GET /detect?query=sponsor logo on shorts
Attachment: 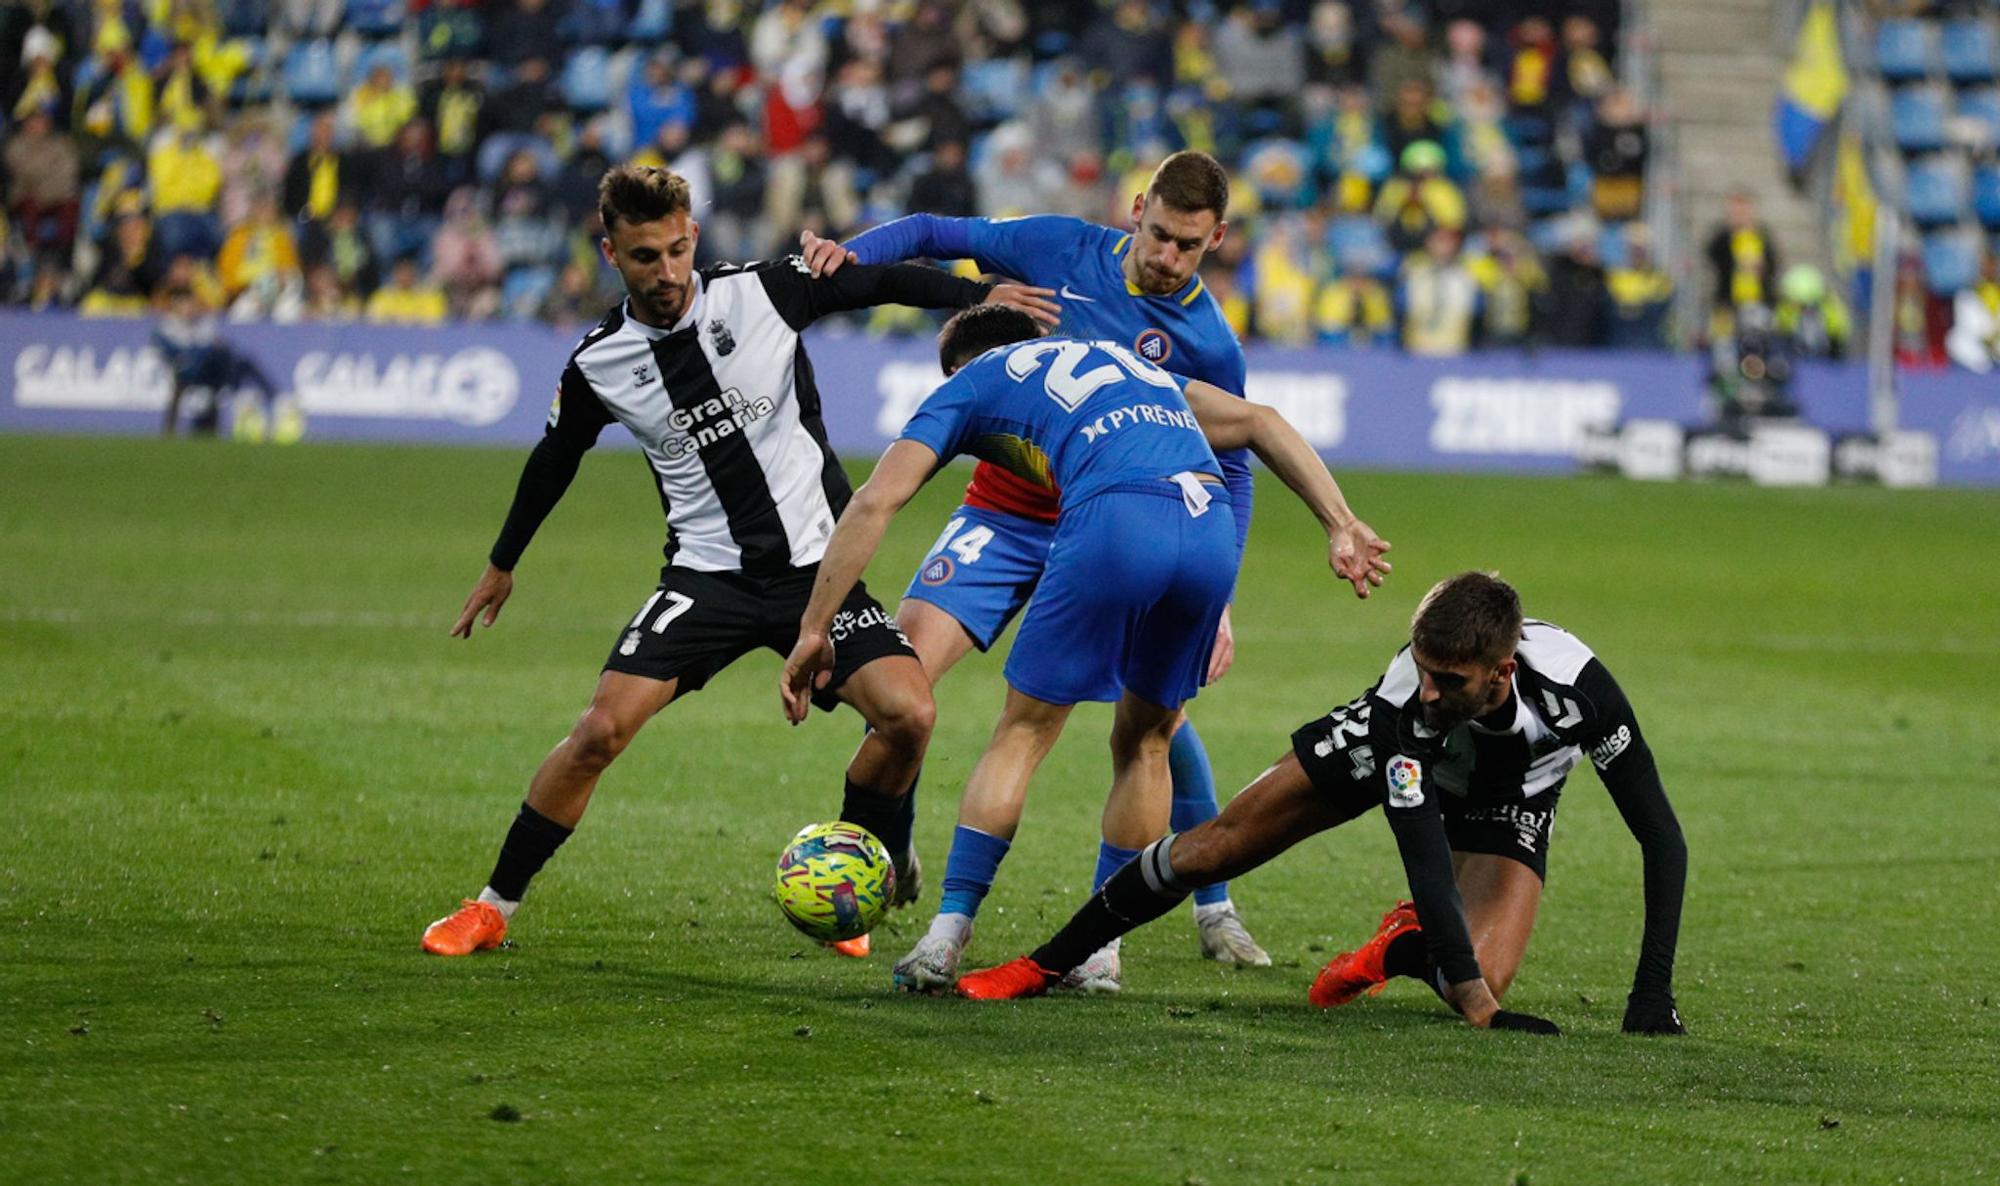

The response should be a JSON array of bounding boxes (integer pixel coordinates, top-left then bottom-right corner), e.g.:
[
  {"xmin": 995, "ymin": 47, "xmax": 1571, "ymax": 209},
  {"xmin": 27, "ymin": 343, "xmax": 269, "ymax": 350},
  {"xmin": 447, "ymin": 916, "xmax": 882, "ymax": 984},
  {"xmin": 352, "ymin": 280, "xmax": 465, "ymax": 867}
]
[
  {"xmin": 920, "ymin": 556, "xmax": 954, "ymax": 586},
  {"xmin": 1459, "ymin": 803, "xmax": 1554, "ymax": 854},
  {"xmin": 829, "ymin": 604, "xmax": 897, "ymax": 644},
  {"xmin": 1387, "ymin": 755, "xmax": 1424, "ymax": 808},
  {"xmin": 619, "ymin": 629, "xmax": 642, "ymax": 656},
  {"xmin": 1134, "ymin": 329, "xmax": 1171, "ymax": 363},
  {"xmin": 1589, "ymin": 724, "xmax": 1632, "ymax": 769}
]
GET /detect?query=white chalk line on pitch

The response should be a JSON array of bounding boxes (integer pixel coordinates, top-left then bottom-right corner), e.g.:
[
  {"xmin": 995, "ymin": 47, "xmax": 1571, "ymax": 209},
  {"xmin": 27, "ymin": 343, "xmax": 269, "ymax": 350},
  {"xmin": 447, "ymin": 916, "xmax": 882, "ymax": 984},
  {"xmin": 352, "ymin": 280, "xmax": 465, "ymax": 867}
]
[{"xmin": 4, "ymin": 607, "xmax": 1997, "ymax": 657}]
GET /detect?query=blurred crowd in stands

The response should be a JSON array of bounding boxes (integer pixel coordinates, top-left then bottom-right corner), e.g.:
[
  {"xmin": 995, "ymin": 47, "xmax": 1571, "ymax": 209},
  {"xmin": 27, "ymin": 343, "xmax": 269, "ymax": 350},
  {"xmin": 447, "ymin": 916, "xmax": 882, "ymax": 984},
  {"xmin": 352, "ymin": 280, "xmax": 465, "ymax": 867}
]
[{"xmin": 1, "ymin": 0, "xmax": 1681, "ymax": 353}]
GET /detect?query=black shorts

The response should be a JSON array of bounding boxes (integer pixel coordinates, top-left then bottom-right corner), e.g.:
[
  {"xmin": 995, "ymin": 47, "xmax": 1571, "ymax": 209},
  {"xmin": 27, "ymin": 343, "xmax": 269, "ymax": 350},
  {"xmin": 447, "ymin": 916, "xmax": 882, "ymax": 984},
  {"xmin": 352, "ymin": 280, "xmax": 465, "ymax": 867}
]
[
  {"xmin": 1440, "ymin": 795, "xmax": 1559, "ymax": 881},
  {"xmin": 602, "ymin": 565, "xmax": 916, "ymax": 712},
  {"xmin": 1289, "ymin": 717, "xmax": 1559, "ymax": 879}
]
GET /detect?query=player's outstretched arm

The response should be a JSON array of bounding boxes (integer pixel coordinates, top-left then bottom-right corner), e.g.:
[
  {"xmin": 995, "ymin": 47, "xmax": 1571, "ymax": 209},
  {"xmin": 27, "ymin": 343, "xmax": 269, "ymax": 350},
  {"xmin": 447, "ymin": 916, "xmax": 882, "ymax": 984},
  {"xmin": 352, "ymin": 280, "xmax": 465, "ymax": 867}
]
[
  {"xmin": 1182, "ymin": 380, "xmax": 1392, "ymax": 599},
  {"xmin": 781, "ymin": 441, "xmax": 940, "ymax": 723}
]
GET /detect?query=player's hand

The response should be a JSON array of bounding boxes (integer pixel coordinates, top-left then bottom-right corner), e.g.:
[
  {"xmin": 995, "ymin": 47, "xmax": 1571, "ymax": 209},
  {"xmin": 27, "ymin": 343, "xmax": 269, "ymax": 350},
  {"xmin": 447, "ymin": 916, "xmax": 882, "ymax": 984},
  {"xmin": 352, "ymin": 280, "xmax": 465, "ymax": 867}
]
[
  {"xmin": 1206, "ymin": 603, "xmax": 1236, "ymax": 684},
  {"xmin": 1622, "ymin": 989, "xmax": 1687, "ymax": 1035},
  {"xmin": 780, "ymin": 629, "xmax": 836, "ymax": 725},
  {"xmin": 982, "ymin": 283, "xmax": 1062, "ymax": 329},
  {"xmin": 1489, "ymin": 1010, "xmax": 1563, "ymax": 1036},
  {"xmin": 1329, "ymin": 518, "xmax": 1392, "ymax": 599},
  {"xmin": 798, "ymin": 229, "xmax": 856, "ymax": 278},
  {"xmin": 451, "ymin": 563, "xmax": 514, "ymax": 638}
]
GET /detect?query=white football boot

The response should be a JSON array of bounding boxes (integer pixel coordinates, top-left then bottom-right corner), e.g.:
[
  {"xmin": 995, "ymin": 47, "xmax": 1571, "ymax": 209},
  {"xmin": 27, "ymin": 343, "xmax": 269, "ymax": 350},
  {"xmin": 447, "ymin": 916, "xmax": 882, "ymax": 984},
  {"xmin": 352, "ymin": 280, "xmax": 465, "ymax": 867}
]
[
  {"xmin": 1059, "ymin": 943, "xmax": 1123, "ymax": 994},
  {"xmin": 892, "ymin": 916, "xmax": 969, "ymax": 992},
  {"xmin": 1196, "ymin": 903, "xmax": 1272, "ymax": 967}
]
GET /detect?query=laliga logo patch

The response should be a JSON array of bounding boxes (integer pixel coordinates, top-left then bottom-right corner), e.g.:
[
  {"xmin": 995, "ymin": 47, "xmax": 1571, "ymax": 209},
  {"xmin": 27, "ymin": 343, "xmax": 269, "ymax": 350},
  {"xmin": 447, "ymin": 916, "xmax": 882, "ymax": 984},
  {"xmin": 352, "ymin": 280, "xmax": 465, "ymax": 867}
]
[
  {"xmin": 1386, "ymin": 755, "xmax": 1424, "ymax": 808},
  {"xmin": 1134, "ymin": 329, "xmax": 1171, "ymax": 363},
  {"xmin": 919, "ymin": 555, "xmax": 955, "ymax": 586}
]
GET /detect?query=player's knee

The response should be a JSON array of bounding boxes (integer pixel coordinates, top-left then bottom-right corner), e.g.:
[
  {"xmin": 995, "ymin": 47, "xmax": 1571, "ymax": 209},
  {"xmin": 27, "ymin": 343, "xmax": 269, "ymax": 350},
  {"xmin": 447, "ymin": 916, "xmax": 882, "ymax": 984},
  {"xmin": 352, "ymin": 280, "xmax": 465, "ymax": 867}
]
[
  {"xmin": 568, "ymin": 708, "xmax": 637, "ymax": 771},
  {"xmin": 868, "ymin": 684, "xmax": 936, "ymax": 755},
  {"xmin": 1107, "ymin": 721, "xmax": 1174, "ymax": 768}
]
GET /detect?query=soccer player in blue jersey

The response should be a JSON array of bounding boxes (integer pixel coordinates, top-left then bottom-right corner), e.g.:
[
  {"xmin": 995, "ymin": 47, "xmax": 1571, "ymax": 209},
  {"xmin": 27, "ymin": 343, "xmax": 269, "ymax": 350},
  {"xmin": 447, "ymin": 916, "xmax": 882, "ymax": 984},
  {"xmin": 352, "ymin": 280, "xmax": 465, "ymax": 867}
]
[
  {"xmin": 779, "ymin": 307, "xmax": 1391, "ymax": 992},
  {"xmin": 799, "ymin": 152, "xmax": 1280, "ymax": 986}
]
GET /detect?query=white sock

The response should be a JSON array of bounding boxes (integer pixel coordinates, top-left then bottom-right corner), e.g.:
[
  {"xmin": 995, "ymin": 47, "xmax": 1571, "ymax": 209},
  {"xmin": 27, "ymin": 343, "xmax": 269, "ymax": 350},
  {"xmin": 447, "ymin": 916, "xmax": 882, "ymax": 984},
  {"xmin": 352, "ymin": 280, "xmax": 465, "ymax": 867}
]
[
  {"xmin": 477, "ymin": 886, "xmax": 520, "ymax": 921},
  {"xmin": 1193, "ymin": 899, "xmax": 1235, "ymax": 922},
  {"xmin": 926, "ymin": 911, "xmax": 973, "ymax": 945}
]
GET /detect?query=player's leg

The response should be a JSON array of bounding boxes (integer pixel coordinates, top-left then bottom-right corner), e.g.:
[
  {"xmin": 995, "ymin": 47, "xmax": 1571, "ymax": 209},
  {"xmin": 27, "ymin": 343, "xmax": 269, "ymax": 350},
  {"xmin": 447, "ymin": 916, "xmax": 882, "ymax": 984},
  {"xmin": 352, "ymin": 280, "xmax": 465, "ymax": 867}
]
[
  {"xmin": 958, "ymin": 751, "xmax": 1353, "ymax": 999},
  {"xmin": 1171, "ymin": 714, "xmax": 1271, "ymax": 965},
  {"xmin": 892, "ymin": 685, "xmax": 1074, "ymax": 989},
  {"xmin": 1321, "ymin": 802, "xmax": 1555, "ymax": 1005},
  {"xmin": 422, "ymin": 670, "xmax": 679, "ymax": 955},
  {"xmin": 423, "ymin": 571, "xmax": 745, "ymax": 955}
]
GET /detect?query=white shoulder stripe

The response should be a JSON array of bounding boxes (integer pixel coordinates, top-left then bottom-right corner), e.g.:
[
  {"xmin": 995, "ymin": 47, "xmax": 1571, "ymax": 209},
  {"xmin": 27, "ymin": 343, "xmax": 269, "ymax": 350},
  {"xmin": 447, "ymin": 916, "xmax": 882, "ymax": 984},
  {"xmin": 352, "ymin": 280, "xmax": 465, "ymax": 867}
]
[
  {"xmin": 1377, "ymin": 647, "xmax": 1419, "ymax": 703},
  {"xmin": 1517, "ymin": 620, "xmax": 1596, "ymax": 685}
]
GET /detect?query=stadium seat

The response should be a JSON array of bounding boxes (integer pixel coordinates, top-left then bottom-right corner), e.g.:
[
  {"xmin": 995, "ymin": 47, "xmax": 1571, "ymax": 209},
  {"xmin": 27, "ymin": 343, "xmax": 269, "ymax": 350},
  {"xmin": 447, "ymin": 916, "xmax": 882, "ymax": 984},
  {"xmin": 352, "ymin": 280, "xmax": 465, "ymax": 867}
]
[
  {"xmin": 563, "ymin": 47, "xmax": 612, "ymax": 111},
  {"xmin": 628, "ymin": 0, "xmax": 673, "ymax": 44},
  {"xmin": 1959, "ymin": 87, "xmax": 2000, "ymax": 144},
  {"xmin": 1922, "ymin": 230, "xmax": 1980, "ymax": 294},
  {"xmin": 560, "ymin": 0, "xmax": 625, "ymax": 46},
  {"xmin": 229, "ymin": 37, "xmax": 273, "ymax": 106},
  {"xmin": 1892, "ymin": 86, "xmax": 1949, "ymax": 152},
  {"xmin": 962, "ymin": 57, "xmax": 1029, "ymax": 122},
  {"xmin": 346, "ymin": 0, "xmax": 404, "ymax": 39},
  {"xmin": 1974, "ymin": 164, "xmax": 2000, "ymax": 227},
  {"xmin": 355, "ymin": 42, "xmax": 409, "ymax": 82},
  {"xmin": 1941, "ymin": 19, "xmax": 1998, "ymax": 84},
  {"xmin": 282, "ymin": 40, "xmax": 340, "ymax": 107},
  {"xmin": 220, "ymin": 0, "xmax": 265, "ymax": 37},
  {"xmin": 1876, "ymin": 19, "xmax": 1937, "ymax": 82},
  {"xmin": 477, "ymin": 134, "xmax": 560, "ymax": 184},
  {"xmin": 1906, "ymin": 156, "xmax": 1969, "ymax": 226},
  {"xmin": 1326, "ymin": 217, "xmax": 1393, "ymax": 277}
]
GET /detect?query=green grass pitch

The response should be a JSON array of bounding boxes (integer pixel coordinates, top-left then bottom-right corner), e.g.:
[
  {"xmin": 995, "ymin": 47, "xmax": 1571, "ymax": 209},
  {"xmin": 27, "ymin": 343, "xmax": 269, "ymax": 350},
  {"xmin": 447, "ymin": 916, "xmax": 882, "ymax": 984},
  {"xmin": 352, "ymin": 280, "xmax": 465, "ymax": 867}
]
[{"xmin": 3, "ymin": 435, "xmax": 1997, "ymax": 1185}]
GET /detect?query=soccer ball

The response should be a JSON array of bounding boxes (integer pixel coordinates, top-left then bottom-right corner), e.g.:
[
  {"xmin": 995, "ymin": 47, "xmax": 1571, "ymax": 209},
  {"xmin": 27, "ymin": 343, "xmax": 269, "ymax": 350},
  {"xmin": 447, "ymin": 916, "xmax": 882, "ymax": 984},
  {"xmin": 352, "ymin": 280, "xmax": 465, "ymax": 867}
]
[{"xmin": 773, "ymin": 821, "xmax": 897, "ymax": 942}]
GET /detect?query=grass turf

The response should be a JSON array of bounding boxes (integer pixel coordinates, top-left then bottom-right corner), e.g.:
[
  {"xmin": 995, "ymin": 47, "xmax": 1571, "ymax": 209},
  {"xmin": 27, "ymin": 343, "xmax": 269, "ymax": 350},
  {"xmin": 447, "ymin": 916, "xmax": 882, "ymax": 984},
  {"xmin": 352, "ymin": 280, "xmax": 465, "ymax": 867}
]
[{"xmin": 2, "ymin": 435, "xmax": 1996, "ymax": 1185}]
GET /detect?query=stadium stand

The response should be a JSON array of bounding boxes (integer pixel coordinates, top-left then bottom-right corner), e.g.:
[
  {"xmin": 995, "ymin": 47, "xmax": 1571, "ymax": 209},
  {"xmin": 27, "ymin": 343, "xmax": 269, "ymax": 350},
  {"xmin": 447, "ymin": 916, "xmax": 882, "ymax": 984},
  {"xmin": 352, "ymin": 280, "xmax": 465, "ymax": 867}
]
[{"xmin": 2, "ymin": 1, "xmax": 1657, "ymax": 352}]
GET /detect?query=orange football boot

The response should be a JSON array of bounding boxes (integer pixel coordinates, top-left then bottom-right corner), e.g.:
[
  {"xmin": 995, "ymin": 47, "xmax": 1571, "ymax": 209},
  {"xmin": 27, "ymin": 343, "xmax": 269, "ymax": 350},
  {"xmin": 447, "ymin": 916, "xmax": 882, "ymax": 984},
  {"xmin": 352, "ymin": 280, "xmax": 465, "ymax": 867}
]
[
  {"xmin": 955, "ymin": 956, "xmax": 1061, "ymax": 1001},
  {"xmin": 1309, "ymin": 900, "xmax": 1419, "ymax": 1009},
  {"xmin": 422, "ymin": 899, "xmax": 508, "ymax": 956},
  {"xmin": 827, "ymin": 934, "xmax": 871, "ymax": 958}
]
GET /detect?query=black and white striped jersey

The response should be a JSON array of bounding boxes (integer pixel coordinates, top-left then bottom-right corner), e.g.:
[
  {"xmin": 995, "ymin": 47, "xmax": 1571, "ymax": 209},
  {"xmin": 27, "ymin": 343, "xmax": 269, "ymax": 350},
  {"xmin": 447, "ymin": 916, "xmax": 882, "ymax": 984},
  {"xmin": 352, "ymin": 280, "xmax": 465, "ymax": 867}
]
[
  {"xmin": 1290, "ymin": 618, "xmax": 1685, "ymax": 994},
  {"xmin": 487, "ymin": 258, "xmax": 988, "ymax": 575}
]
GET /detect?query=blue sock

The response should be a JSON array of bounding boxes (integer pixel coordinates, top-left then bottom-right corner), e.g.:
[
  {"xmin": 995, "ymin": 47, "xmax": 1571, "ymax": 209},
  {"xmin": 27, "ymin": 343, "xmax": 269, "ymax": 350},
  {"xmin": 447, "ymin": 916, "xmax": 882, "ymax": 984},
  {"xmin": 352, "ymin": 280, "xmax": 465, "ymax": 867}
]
[
  {"xmin": 1169, "ymin": 719, "xmax": 1230, "ymax": 907},
  {"xmin": 1094, "ymin": 841, "xmax": 1141, "ymax": 892},
  {"xmin": 937, "ymin": 825, "xmax": 1010, "ymax": 919}
]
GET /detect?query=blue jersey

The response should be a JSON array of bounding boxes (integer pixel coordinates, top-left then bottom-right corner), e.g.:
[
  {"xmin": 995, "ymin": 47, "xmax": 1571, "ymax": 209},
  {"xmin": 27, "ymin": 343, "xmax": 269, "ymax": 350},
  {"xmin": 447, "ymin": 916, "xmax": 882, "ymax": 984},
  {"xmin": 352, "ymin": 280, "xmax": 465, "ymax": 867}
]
[
  {"xmin": 897, "ymin": 337, "xmax": 1223, "ymax": 512},
  {"xmin": 845, "ymin": 214, "xmax": 1254, "ymax": 569}
]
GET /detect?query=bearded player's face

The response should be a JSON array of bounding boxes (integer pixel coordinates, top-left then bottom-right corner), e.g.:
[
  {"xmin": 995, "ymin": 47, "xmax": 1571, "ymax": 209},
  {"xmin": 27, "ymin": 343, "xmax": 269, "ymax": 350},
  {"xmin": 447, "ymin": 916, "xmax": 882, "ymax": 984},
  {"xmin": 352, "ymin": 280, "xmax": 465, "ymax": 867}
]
[
  {"xmin": 1411, "ymin": 649, "xmax": 1514, "ymax": 732},
  {"xmin": 602, "ymin": 211, "xmax": 699, "ymax": 328}
]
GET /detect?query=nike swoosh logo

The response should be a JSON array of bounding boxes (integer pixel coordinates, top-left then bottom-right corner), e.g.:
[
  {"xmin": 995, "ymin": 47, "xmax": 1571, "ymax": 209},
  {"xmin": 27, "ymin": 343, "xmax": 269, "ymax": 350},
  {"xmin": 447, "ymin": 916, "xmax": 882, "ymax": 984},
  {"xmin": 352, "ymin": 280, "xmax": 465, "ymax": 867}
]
[{"xmin": 1058, "ymin": 285, "xmax": 1096, "ymax": 302}]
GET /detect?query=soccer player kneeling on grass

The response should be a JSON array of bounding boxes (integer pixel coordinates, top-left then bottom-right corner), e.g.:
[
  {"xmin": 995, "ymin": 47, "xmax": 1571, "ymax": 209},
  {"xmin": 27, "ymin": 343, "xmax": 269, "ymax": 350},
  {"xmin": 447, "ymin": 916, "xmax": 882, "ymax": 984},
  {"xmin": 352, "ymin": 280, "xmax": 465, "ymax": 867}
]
[{"xmin": 957, "ymin": 572, "xmax": 1689, "ymax": 1037}]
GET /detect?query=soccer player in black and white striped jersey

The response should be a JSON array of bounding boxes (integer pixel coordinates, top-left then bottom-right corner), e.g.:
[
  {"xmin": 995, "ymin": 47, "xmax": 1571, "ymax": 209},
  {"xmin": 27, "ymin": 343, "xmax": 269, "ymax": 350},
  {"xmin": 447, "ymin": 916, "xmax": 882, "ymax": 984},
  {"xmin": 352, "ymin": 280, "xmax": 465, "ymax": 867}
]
[{"xmin": 421, "ymin": 165, "xmax": 1050, "ymax": 959}]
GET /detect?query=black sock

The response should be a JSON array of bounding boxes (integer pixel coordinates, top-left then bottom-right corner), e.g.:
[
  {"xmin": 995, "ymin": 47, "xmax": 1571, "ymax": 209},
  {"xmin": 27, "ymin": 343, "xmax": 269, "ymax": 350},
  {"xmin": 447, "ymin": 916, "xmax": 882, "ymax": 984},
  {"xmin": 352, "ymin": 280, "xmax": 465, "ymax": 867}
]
[
  {"xmin": 1032, "ymin": 836, "xmax": 1190, "ymax": 974},
  {"xmin": 840, "ymin": 777, "xmax": 913, "ymax": 863},
  {"xmin": 1381, "ymin": 929, "xmax": 1446, "ymax": 999},
  {"xmin": 485, "ymin": 802, "xmax": 573, "ymax": 902}
]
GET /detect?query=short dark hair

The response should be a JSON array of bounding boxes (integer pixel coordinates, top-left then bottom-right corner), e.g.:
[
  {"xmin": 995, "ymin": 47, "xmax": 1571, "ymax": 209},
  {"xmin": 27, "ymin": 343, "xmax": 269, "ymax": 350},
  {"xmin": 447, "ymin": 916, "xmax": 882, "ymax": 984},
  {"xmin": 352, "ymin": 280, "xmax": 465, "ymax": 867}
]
[
  {"xmin": 1410, "ymin": 572, "xmax": 1522, "ymax": 666},
  {"xmin": 1146, "ymin": 150, "xmax": 1230, "ymax": 220},
  {"xmin": 598, "ymin": 164, "xmax": 692, "ymax": 233},
  {"xmin": 937, "ymin": 304, "xmax": 1039, "ymax": 373}
]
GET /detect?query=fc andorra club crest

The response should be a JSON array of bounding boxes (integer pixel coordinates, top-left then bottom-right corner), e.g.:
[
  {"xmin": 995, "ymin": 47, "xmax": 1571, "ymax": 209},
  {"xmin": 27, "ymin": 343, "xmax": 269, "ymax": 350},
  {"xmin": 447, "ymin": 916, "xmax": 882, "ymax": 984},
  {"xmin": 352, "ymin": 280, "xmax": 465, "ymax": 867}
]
[
  {"xmin": 1134, "ymin": 328, "xmax": 1171, "ymax": 363},
  {"xmin": 919, "ymin": 556, "xmax": 955, "ymax": 586},
  {"xmin": 1386, "ymin": 755, "xmax": 1424, "ymax": 807}
]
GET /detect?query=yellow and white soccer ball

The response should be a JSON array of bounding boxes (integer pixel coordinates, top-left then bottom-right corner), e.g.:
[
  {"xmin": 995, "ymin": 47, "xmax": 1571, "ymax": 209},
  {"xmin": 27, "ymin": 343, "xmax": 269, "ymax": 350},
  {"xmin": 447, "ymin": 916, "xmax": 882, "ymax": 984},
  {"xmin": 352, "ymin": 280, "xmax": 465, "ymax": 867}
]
[{"xmin": 773, "ymin": 821, "xmax": 896, "ymax": 942}]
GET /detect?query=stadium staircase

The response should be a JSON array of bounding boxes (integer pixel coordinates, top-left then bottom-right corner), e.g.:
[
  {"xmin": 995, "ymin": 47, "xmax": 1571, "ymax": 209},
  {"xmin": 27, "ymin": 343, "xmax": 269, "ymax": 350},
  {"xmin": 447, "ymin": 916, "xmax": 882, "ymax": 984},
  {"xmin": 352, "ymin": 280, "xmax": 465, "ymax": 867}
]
[{"xmin": 1653, "ymin": 0, "xmax": 1827, "ymax": 270}]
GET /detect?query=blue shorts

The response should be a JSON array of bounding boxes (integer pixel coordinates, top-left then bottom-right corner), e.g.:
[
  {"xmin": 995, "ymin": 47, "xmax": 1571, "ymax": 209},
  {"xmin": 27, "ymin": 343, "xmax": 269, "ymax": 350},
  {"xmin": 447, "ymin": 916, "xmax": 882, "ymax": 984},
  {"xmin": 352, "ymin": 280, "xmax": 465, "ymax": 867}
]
[
  {"xmin": 900, "ymin": 504, "xmax": 1057, "ymax": 651},
  {"xmin": 1004, "ymin": 481, "xmax": 1236, "ymax": 709}
]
